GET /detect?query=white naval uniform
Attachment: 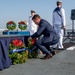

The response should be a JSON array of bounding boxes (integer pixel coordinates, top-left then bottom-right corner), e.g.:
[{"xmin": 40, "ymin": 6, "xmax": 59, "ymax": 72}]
[
  {"xmin": 53, "ymin": 8, "xmax": 66, "ymax": 49},
  {"xmin": 27, "ymin": 16, "xmax": 38, "ymax": 35}
]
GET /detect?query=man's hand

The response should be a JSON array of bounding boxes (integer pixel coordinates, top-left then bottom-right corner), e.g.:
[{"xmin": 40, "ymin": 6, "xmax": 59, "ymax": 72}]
[
  {"xmin": 61, "ymin": 26, "xmax": 66, "ymax": 35},
  {"xmin": 28, "ymin": 37, "xmax": 32, "ymax": 42},
  {"xmin": 61, "ymin": 26, "xmax": 66, "ymax": 30}
]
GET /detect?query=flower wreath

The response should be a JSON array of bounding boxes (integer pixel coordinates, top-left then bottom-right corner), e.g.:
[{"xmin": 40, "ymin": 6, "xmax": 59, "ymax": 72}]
[
  {"xmin": 18, "ymin": 21, "xmax": 27, "ymax": 30},
  {"xmin": 6, "ymin": 21, "xmax": 16, "ymax": 30},
  {"xmin": 8, "ymin": 39, "xmax": 28, "ymax": 65},
  {"xmin": 28, "ymin": 38, "xmax": 38, "ymax": 58}
]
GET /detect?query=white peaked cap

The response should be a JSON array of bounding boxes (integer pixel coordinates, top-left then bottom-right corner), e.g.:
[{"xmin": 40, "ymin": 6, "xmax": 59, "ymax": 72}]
[{"xmin": 57, "ymin": 0, "xmax": 62, "ymax": 3}]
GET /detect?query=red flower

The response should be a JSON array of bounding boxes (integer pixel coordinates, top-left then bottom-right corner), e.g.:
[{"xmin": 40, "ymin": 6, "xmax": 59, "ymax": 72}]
[
  {"xmin": 18, "ymin": 40, "xmax": 24, "ymax": 47},
  {"xmin": 31, "ymin": 39, "xmax": 36, "ymax": 45},
  {"xmin": 7, "ymin": 21, "xmax": 14, "ymax": 25},
  {"xmin": 18, "ymin": 21, "xmax": 26, "ymax": 25},
  {"xmin": 12, "ymin": 39, "xmax": 24, "ymax": 47},
  {"xmin": 12, "ymin": 39, "xmax": 19, "ymax": 47}
]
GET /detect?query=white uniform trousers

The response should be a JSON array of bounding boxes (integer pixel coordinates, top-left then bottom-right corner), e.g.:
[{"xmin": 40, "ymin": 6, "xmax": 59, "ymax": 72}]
[{"xmin": 53, "ymin": 25, "xmax": 64, "ymax": 49}]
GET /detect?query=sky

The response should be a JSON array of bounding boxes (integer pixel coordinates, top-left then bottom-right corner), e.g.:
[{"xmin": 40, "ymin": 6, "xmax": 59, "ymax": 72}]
[{"xmin": 0, "ymin": 0, "xmax": 75, "ymax": 29}]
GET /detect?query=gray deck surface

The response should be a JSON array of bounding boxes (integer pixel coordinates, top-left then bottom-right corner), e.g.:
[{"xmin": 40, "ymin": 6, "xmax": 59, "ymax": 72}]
[{"xmin": 0, "ymin": 49, "xmax": 75, "ymax": 75}]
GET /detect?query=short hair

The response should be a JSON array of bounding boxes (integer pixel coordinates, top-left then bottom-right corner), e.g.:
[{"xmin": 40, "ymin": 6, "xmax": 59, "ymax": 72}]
[
  {"xmin": 32, "ymin": 14, "xmax": 41, "ymax": 20},
  {"xmin": 31, "ymin": 10, "xmax": 36, "ymax": 13}
]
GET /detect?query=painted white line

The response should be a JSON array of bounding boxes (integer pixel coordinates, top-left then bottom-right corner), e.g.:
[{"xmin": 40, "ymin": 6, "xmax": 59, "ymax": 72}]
[{"xmin": 66, "ymin": 46, "xmax": 75, "ymax": 51}]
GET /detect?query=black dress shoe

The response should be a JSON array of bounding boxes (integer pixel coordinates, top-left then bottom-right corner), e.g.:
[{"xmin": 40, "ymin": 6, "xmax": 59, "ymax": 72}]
[
  {"xmin": 52, "ymin": 51, "xmax": 56, "ymax": 55},
  {"xmin": 52, "ymin": 48, "xmax": 57, "ymax": 50},
  {"xmin": 43, "ymin": 54, "xmax": 52, "ymax": 60}
]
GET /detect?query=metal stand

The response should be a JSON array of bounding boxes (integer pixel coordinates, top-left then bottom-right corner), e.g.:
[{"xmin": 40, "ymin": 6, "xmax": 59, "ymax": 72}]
[{"xmin": 63, "ymin": 20, "xmax": 75, "ymax": 42}]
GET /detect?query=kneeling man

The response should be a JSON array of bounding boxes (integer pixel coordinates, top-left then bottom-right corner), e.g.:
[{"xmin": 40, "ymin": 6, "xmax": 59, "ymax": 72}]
[{"xmin": 28, "ymin": 14, "xmax": 59, "ymax": 60}]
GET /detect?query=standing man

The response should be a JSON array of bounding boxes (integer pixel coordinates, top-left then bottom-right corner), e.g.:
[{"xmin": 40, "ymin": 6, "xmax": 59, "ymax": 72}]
[
  {"xmin": 53, "ymin": 0, "xmax": 66, "ymax": 50},
  {"xmin": 28, "ymin": 10, "xmax": 38, "ymax": 35},
  {"xmin": 28, "ymin": 14, "xmax": 59, "ymax": 60}
]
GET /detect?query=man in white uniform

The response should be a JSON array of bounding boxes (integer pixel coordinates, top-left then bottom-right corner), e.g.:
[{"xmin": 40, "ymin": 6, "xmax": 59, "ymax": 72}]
[
  {"xmin": 28, "ymin": 10, "xmax": 38, "ymax": 35},
  {"xmin": 53, "ymin": 0, "xmax": 66, "ymax": 50}
]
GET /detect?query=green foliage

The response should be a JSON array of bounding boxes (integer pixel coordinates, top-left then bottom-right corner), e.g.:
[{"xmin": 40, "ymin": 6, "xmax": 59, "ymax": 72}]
[
  {"xmin": 6, "ymin": 25, "xmax": 16, "ymax": 30},
  {"xmin": 8, "ymin": 50, "xmax": 28, "ymax": 65},
  {"xmin": 28, "ymin": 42, "xmax": 38, "ymax": 58},
  {"xmin": 28, "ymin": 50, "xmax": 38, "ymax": 58},
  {"xmin": 18, "ymin": 24, "xmax": 27, "ymax": 30}
]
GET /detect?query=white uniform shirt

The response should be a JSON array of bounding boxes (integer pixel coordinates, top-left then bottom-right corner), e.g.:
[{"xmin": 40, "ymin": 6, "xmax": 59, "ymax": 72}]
[
  {"xmin": 53, "ymin": 8, "xmax": 66, "ymax": 27},
  {"xmin": 27, "ymin": 16, "xmax": 38, "ymax": 35}
]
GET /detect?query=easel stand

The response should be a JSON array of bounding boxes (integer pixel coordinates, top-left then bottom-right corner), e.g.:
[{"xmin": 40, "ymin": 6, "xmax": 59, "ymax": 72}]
[{"xmin": 63, "ymin": 20, "xmax": 75, "ymax": 42}]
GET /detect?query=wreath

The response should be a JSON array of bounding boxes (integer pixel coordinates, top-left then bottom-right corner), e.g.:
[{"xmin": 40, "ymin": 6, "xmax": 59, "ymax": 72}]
[
  {"xmin": 8, "ymin": 39, "xmax": 28, "ymax": 65},
  {"xmin": 6, "ymin": 21, "xmax": 16, "ymax": 30},
  {"xmin": 28, "ymin": 38, "xmax": 38, "ymax": 58},
  {"xmin": 18, "ymin": 21, "xmax": 27, "ymax": 31}
]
